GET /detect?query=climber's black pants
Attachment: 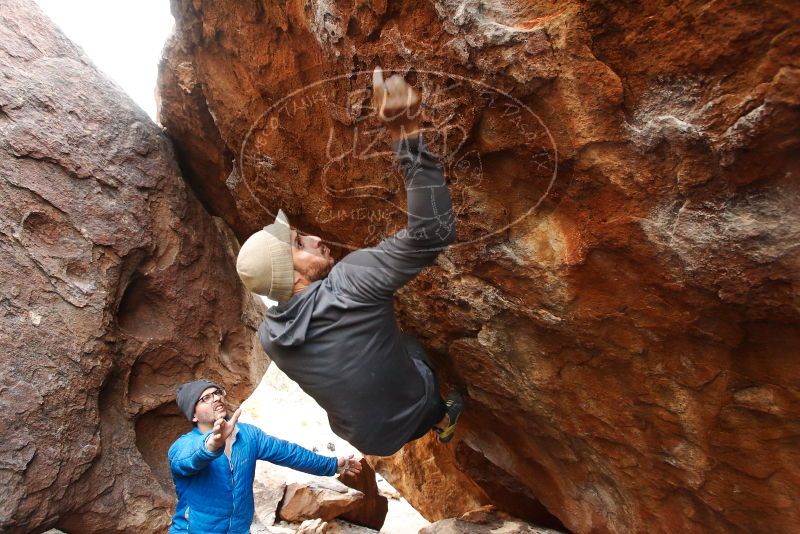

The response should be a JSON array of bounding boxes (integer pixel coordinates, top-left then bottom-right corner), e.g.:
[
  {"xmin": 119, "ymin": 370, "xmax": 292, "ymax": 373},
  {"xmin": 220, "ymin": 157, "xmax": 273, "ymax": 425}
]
[
  {"xmin": 403, "ymin": 335, "xmax": 448, "ymax": 442},
  {"xmin": 408, "ymin": 393, "xmax": 447, "ymax": 442}
]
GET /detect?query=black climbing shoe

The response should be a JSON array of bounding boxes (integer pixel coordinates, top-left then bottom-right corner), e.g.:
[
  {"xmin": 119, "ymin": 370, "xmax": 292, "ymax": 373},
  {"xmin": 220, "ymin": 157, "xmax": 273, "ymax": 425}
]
[{"xmin": 436, "ymin": 391, "xmax": 464, "ymax": 443}]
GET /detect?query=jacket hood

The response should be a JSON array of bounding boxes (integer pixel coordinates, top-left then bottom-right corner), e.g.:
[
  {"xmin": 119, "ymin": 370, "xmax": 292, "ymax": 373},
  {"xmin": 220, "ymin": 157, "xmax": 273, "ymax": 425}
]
[{"xmin": 264, "ymin": 280, "xmax": 323, "ymax": 346}]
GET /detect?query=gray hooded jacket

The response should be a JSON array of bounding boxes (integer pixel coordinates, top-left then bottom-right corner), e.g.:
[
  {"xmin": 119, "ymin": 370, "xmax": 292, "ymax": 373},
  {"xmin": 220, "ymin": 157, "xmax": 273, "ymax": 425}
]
[{"xmin": 259, "ymin": 136, "xmax": 455, "ymax": 456}]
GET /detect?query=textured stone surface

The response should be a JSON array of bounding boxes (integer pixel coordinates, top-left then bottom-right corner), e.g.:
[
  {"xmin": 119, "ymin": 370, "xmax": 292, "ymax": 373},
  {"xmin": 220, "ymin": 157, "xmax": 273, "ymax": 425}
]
[
  {"xmin": 370, "ymin": 437, "xmax": 565, "ymax": 530},
  {"xmin": 337, "ymin": 458, "xmax": 388, "ymax": 530},
  {"xmin": 278, "ymin": 480, "xmax": 364, "ymax": 522},
  {"xmin": 158, "ymin": 0, "xmax": 800, "ymax": 532},
  {"xmin": 369, "ymin": 434, "xmax": 491, "ymax": 522},
  {"xmin": 252, "ymin": 473, "xmax": 288, "ymax": 528},
  {"xmin": 0, "ymin": 2, "xmax": 265, "ymax": 532},
  {"xmin": 421, "ymin": 506, "xmax": 563, "ymax": 534}
]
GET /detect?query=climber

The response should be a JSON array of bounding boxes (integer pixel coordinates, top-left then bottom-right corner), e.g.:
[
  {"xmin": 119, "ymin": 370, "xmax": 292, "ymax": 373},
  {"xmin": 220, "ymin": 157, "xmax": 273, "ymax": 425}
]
[
  {"xmin": 167, "ymin": 379, "xmax": 361, "ymax": 534},
  {"xmin": 235, "ymin": 67, "xmax": 464, "ymax": 456}
]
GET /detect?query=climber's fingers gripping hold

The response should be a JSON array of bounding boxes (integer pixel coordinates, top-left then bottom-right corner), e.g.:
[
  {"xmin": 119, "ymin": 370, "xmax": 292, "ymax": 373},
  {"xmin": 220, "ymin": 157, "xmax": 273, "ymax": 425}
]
[
  {"xmin": 372, "ymin": 65, "xmax": 421, "ymax": 141},
  {"xmin": 372, "ymin": 65, "xmax": 386, "ymax": 117},
  {"xmin": 380, "ymin": 73, "xmax": 420, "ymax": 121}
]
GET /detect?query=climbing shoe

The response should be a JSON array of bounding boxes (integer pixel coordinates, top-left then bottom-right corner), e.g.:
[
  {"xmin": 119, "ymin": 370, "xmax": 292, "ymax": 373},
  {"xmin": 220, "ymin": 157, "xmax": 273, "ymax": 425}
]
[{"xmin": 436, "ymin": 391, "xmax": 464, "ymax": 443}]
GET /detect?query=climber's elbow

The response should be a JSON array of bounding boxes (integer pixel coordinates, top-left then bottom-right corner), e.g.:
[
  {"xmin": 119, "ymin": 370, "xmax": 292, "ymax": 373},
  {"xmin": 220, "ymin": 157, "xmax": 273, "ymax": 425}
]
[
  {"xmin": 440, "ymin": 221, "xmax": 456, "ymax": 247},
  {"xmin": 432, "ymin": 215, "xmax": 456, "ymax": 249}
]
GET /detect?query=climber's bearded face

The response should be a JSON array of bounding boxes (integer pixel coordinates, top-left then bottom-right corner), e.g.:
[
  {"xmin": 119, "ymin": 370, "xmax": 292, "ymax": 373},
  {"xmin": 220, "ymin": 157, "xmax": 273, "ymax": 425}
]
[{"xmin": 291, "ymin": 229, "xmax": 335, "ymax": 282}]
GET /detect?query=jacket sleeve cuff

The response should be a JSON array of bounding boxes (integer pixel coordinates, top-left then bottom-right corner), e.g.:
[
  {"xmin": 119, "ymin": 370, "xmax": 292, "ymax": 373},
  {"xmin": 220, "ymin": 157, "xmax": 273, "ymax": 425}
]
[
  {"xmin": 200, "ymin": 431, "xmax": 225, "ymax": 458},
  {"xmin": 327, "ymin": 456, "xmax": 339, "ymax": 476},
  {"xmin": 391, "ymin": 134, "xmax": 424, "ymax": 156}
]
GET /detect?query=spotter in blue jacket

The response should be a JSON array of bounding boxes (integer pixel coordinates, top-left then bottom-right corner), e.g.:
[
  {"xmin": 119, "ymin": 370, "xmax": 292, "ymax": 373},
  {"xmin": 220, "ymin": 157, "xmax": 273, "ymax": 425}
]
[{"xmin": 168, "ymin": 422, "xmax": 337, "ymax": 534}]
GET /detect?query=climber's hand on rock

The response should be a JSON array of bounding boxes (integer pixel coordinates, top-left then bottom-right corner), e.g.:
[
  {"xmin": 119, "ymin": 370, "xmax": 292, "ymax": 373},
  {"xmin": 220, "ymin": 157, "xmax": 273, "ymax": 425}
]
[
  {"xmin": 205, "ymin": 407, "xmax": 241, "ymax": 452},
  {"xmin": 336, "ymin": 454, "xmax": 362, "ymax": 477},
  {"xmin": 372, "ymin": 66, "xmax": 421, "ymax": 142}
]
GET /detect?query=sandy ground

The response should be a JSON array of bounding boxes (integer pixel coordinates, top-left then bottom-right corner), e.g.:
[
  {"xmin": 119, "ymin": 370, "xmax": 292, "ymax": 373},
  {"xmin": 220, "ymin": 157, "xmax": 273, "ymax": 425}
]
[{"xmin": 240, "ymin": 364, "xmax": 430, "ymax": 534}]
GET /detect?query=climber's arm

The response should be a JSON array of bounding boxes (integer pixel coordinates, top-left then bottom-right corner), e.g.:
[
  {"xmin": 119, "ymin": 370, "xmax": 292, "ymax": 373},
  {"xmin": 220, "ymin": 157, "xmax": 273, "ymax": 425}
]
[{"xmin": 328, "ymin": 68, "xmax": 455, "ymax": 302}]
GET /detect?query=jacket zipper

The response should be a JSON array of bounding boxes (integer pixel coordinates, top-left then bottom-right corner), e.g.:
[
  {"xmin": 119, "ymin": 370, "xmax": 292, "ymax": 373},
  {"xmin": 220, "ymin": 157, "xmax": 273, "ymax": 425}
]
[
  {"xmin": 227, "ymin": 429, "xmax": 237, "ymax": 534},
  {"xmin": 228, "ymin": 456, "xmax": 234, "ymax": 533}
]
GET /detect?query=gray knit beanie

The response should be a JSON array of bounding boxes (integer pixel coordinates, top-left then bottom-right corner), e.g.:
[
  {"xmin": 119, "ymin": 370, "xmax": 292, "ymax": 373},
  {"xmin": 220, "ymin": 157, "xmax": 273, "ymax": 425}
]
[{"xmin": 176, "ymin": 379, "xmax": 221, "ymax": 422}]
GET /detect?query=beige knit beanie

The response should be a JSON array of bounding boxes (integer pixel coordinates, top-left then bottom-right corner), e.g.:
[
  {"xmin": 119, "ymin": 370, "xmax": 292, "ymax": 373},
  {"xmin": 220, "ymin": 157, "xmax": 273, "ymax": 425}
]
[{"xmin": 236, "ymin": 209, "xmax": 294, "ymax": 301}]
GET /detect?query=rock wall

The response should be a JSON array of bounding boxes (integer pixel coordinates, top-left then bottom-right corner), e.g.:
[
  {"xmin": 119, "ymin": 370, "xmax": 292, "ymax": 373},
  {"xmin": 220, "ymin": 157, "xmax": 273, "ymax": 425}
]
[
  {"xmin": 0, "ymin": 2, "xmax": 266, "ymax": 532},
  {"xmin": 158, "ymin": 1, "xmax": 800, "ymax": 532}
]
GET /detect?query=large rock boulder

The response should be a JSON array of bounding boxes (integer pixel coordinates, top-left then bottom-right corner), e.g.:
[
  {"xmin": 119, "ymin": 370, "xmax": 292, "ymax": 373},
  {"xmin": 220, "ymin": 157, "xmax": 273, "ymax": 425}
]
[
  {"xmin": 252, "ymin": 473, "xmax": 289, "ymax": 529},
  {"xmin": 0, "ymin": 2, "xmax": 265, "ymax": 532},
  {"xmin": 158, "ymin": 0, "xmax": 800, "ymax": 532},
  {"xmin": 278, "ymin": 480, "xmax": 364, "ymax": 523},
  {"xmin": 337, "ymin": 458, "xmax": 388, "ymax": 530},
  {"xmin": 369, "ymin": 436, "xmax": 564, "ymax": 529}
]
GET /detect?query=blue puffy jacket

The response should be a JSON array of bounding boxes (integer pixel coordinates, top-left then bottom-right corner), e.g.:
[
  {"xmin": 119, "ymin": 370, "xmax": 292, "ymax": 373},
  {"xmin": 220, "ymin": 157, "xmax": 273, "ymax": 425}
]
[{"xmin": 168, "ymin": 422, "xmax": 337, "ymax": 533}]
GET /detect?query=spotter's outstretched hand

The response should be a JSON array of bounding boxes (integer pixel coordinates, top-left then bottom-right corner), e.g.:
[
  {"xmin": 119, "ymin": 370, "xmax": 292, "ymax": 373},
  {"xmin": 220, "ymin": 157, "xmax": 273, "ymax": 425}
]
[
  {"xmin": 336, "ymin": 454, "xmax": 363, "ymax": 477},
  {"xmin": 205, "ymin": 407, "xmax": 241, "ymax": 452}
]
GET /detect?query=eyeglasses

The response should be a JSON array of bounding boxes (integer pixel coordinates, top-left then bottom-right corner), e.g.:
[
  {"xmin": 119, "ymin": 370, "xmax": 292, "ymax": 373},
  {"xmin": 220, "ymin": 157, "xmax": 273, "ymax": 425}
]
[{"xmin": 198, "ymin": 388, "xmax": 226, "ymax": 405}]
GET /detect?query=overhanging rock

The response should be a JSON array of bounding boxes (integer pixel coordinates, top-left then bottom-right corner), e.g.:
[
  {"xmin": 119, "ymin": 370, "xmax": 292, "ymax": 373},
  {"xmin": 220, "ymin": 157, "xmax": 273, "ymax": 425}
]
[{"xmin": 158, "ymin": 1, "xmax": 800, "ymax": 532}]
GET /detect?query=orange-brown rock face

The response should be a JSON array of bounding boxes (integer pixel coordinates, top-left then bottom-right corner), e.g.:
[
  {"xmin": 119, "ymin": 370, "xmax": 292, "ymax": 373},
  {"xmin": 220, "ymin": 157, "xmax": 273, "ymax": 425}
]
[
  {"xmin": 158, "ymin": 1, "xmax": 800, "ymax": 532},
  {"xmin": 0, "ymin": 2, "xmax": 265, "ymax": 532}
]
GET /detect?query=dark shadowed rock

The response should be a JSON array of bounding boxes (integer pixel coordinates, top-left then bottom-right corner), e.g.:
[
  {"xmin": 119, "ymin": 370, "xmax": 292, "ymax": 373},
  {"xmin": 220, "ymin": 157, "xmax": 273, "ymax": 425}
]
[{"xmin": 337, "ymin": 458, "xmax": 388, "ymax": 530}]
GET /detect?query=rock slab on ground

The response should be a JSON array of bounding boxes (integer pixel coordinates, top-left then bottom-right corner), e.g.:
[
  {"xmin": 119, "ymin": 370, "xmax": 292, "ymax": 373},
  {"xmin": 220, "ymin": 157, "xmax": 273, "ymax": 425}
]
[
  {"xmin": 421, "ymin": 507, "xmax": 564, "ymax": 534},
  {"xmin": 337, "ymin": 458, "xmax": 388, "ymax": 530},
  {"xmin": 279, "ymin": 480, "xmax": 364, "ymax": 523},
  {"xmin": 252, "ymin": 473, "xmax": 289, "ymax": 528}
]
